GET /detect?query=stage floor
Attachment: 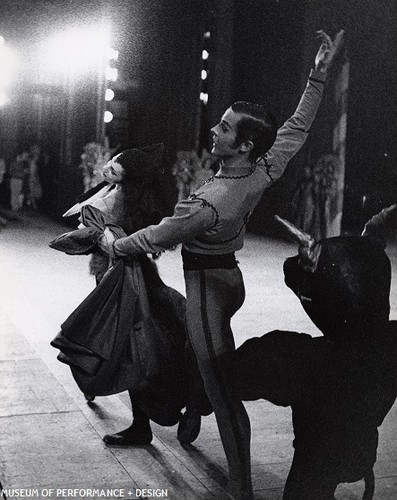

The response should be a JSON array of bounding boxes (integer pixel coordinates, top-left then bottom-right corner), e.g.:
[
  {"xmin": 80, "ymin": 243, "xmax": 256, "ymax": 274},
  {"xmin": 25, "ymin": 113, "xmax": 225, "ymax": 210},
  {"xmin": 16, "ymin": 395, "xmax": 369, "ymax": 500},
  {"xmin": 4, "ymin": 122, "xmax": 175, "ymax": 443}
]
[{"xmin": 0, "ymin": 210, "xmax": 396, "ymax": 499}]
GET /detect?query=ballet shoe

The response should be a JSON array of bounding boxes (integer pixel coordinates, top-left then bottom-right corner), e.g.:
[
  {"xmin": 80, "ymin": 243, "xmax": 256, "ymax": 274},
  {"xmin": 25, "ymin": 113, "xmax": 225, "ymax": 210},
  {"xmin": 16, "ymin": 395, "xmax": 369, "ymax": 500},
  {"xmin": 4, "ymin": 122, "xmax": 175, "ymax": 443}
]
[
  {"xmin": 177, "ymin": 409, "xmax": 201, "ymax": 444},
  {"xmin": 103, "ymin": 425, "xmax": 153, "ymax": 446}
]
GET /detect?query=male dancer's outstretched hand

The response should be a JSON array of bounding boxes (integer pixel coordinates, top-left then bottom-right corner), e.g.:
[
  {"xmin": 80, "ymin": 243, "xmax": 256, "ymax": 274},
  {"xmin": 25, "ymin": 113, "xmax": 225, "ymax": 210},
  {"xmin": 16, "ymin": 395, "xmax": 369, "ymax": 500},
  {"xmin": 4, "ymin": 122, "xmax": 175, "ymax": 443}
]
[
  {"xmin": 315, "ymin": 29, "xmax": 345, "ymax": 72},
  {"xmin": 99, "ymin": 227, "xmax": 117, "ymax": 258}
]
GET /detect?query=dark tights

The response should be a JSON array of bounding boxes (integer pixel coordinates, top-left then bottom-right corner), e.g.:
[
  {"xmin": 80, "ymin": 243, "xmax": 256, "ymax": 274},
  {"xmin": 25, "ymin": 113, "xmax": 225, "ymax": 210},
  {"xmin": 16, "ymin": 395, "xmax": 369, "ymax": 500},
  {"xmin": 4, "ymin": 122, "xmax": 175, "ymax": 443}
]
[{"xmin": 129, "ymin": 392, "xmax": 151, "ymax": 430}]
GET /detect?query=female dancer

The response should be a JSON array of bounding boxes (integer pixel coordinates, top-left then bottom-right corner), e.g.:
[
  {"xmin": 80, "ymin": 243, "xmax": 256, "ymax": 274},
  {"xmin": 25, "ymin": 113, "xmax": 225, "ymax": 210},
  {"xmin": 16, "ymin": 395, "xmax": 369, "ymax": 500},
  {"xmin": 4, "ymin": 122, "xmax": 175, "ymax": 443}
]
[{"xmin": 71, "ymin": 144, "xmax": 167, "ymax": 444}]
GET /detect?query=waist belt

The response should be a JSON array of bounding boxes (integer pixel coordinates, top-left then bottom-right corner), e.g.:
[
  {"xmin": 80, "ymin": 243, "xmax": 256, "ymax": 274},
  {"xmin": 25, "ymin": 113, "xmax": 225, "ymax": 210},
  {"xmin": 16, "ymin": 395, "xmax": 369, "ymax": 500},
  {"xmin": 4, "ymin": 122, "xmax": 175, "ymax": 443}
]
[{"xmin": 182, "ymin": 248, "xmax": 237, "ymax": 270}]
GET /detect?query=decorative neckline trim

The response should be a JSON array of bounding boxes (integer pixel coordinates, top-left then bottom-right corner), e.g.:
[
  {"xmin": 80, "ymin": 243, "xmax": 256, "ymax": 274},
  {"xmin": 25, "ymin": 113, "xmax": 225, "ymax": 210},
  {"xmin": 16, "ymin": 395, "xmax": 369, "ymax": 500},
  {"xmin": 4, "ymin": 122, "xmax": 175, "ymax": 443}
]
[{"xmin": 214, "ymin": 163, "xmax": 257, "ymax": 179}]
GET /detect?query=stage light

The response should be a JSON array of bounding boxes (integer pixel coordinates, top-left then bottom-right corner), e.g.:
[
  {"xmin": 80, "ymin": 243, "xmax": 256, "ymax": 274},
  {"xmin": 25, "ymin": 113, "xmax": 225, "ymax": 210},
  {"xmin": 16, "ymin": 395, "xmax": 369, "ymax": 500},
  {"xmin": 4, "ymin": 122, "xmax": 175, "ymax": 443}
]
[
  {"xmin": 200, "ymin": 92, "xmax": 208, "ymax": 104},
  {"xmin": 201, "ymin": 69, "xmax": 207, "ymax": 80},
  {"xmin": 202, "ymin": 50, "xmax": 209, "ymax": 60},
  {"xmin": 108, "ymin": 47, "xmax": 119, "ymax": 61},
  {"xmin": 39, "ymin": 23, "xmax": 111, "ymax": 78},
  {"xmin": 105, "ymin": 88, "xmax": 114, "ymax": 101},
  {"xmin": 104, "ymin": 110, "xmax": 113, "ymax": 123},
  {"xmin": 106, "ymin": 67, "xmax": 118, "ymax": 82}
]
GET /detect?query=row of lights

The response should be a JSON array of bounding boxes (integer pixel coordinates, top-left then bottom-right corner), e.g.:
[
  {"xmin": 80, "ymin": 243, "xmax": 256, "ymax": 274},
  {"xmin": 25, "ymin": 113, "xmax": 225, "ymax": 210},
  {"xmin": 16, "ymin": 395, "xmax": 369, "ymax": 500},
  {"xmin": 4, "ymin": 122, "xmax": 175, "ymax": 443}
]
[
  {"xmin": 104, "ymin": 45, "xmax": 119, "ymax": 123},
  {"xmin": 199, "ymin": 32, "xmax": 210, "ymax": 105},
  {"xmin": 1, "ymin": 26, "xmax": 216, "ymax": 128}
]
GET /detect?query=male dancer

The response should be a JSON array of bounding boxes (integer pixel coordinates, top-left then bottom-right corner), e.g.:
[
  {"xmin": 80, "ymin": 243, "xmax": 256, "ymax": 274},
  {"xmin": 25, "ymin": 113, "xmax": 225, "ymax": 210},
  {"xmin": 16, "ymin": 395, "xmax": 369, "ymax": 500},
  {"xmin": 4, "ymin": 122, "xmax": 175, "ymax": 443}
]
[{"xmin": 99, "ymin": 29, "xmax": 344, "ymax": 500}]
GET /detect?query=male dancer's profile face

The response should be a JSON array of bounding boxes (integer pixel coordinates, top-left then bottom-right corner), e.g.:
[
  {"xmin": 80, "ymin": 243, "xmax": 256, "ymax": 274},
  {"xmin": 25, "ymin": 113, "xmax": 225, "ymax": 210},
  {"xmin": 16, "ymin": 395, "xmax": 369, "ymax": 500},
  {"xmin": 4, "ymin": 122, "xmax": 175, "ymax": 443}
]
[{"xmin": 210, "ymin": 108, "xmax": 242, "ymax": 158}]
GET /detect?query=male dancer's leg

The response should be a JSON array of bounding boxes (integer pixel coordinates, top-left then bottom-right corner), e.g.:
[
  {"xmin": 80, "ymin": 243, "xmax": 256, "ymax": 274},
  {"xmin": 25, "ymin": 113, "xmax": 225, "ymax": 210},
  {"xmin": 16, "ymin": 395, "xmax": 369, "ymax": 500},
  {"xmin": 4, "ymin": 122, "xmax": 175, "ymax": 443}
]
[{"xmin": 184, "ymin": 267, "xmax": 253, "ymax": 500}]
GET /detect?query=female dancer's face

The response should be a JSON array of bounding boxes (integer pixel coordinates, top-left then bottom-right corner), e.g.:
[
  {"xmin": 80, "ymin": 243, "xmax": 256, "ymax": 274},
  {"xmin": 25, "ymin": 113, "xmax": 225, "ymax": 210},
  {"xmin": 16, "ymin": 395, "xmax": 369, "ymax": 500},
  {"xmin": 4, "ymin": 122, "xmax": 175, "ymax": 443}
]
[{"xmin": 102, "ymin": 154, "xmax": 124, "ymax": 183}]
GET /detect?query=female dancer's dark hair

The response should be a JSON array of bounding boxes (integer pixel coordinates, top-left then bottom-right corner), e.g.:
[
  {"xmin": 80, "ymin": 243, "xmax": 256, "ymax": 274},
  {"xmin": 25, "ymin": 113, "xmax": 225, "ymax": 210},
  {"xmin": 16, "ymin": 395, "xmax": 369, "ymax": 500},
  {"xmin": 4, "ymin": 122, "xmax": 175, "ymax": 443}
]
[{"xmin": 117, "ymin": 145, "xmax": 166, "ymax": 235}]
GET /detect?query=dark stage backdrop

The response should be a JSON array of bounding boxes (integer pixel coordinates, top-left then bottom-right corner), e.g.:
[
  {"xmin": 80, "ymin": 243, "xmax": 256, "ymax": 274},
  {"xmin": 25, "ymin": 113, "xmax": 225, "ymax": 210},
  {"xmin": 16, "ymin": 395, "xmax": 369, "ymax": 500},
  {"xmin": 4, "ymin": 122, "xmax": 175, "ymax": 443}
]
[
  {"xmin": 104, "ymin": 0, "xmax": 210, "ymax": 214},
  {"xmin": 302, "ymin": 0, "xmax": 397, "ymax": 233},
  {"xmin": 231, "ymin": 0, "xmax": 307, "ymax": 235},
  {"xmin": 226, "ymin": 0, "xmax": 396, "ymax": 236}
]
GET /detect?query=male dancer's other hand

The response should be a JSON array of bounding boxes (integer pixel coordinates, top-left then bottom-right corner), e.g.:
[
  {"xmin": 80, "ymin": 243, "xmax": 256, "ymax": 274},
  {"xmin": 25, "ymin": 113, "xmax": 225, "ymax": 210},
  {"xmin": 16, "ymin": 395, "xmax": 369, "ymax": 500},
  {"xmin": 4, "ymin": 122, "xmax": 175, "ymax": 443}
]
[
  {"xmin": 315, "ymin": 29, "xmax": 345, "ymax": 72},
  {"xmin": 98, "ymin": 227, "xmax": 117, "ymax": 258}
]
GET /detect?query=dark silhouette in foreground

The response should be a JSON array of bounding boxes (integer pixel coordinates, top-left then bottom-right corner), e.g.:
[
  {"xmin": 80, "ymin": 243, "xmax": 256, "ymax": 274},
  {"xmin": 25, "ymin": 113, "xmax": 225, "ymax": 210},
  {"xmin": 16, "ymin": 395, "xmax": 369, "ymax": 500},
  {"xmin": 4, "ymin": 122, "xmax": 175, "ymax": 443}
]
[{"xmin": 234, "ymin": 206, "xmax": 397, "ymax": 499}]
